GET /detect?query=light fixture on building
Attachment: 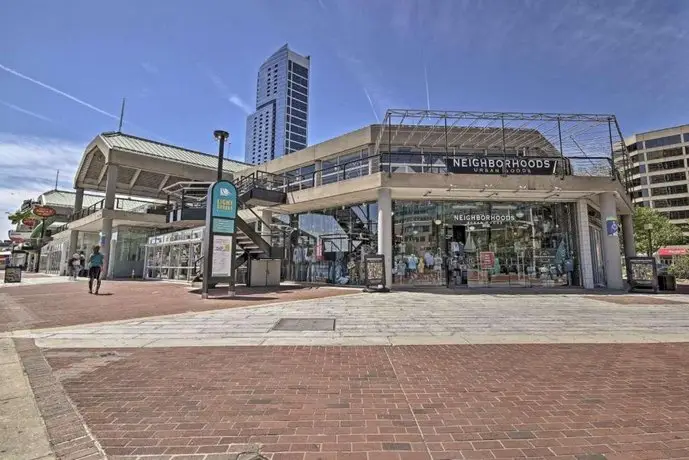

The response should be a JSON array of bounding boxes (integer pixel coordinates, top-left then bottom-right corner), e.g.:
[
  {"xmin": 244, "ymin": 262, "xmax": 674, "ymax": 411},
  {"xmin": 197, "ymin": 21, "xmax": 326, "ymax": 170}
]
[
  {"xmin": 469, "ymin": 226, "xmax": 475, "ymax": 231},
  {"xmin": 434, "ymin": 219, "xmax": 442, "ymax": 225},
  {"xmin": 515, "ymin": 210, "xmax": 525, "ymax": 219}
]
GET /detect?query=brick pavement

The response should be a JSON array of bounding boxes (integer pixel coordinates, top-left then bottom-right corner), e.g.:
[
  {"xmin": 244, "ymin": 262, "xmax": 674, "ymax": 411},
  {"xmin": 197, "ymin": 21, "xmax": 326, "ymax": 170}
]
[
  {"xmin": 0, "ymin": 281, "xmax": 356, "ymax": 332},
  {"xmin": 30, "ymin": 343, "xmax": 689, "ymax": 460},
  {"xmin": 13, "ymin": 338, "xmax": 105, "ymax": 460}
]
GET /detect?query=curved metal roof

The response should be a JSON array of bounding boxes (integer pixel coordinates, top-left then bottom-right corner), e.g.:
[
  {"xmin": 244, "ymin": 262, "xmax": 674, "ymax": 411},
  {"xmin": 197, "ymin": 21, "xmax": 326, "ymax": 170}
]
[{"xmin": 100, "ymin": 132, "xmax": 248, "ymax": 173}]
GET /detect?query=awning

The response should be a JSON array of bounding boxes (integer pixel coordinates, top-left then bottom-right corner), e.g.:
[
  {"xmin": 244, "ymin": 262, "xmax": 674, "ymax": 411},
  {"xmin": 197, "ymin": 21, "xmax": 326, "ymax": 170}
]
[{"xmin": 658, "ymin": 247, "xmax": 689, "ymax": 257}]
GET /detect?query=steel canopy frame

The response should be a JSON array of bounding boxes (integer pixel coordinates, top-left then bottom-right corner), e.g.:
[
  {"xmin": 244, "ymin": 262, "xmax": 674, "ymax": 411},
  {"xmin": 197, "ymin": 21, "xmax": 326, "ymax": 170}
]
[{"xmin": 373, "ymin": 109, "xmax": 631, "ymax": 193}]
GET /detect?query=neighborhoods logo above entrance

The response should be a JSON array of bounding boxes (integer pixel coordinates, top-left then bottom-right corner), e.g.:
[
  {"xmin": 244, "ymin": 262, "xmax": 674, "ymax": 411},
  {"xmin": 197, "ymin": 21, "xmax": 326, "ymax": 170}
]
[{"xmin": 447, "ymin": 156, "xmax": 559, "ymax": 175}]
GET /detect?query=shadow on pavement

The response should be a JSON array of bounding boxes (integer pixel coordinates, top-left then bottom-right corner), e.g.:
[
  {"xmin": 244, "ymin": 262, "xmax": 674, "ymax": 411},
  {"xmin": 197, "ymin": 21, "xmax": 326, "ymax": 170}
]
[{"xmin": 393, "ymin": 285, "xmax": 685, "ymax": 296}]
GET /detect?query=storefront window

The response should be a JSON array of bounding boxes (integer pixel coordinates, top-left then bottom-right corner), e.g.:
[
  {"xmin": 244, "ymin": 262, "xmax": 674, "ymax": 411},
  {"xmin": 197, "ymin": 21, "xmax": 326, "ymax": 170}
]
[
  {"xmin": 392, "ymin": 201, "xmax": 579, "ymax": 288},
  {"xmin": 144, "ymin": 227, "xmax": 203, "ymax": 280},
  {"xmin": 283, "ymin": 203, "xmax": 378, "ymax": 285}
]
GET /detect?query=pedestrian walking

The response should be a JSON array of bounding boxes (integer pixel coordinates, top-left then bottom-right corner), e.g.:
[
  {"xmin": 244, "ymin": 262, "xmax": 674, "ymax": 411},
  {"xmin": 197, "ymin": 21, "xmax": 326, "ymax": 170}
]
[
  {"xmin": 69, "ymin": 252, "xmax": 81, "ymax": 280},
  {"xmin": 87, "ymin": 245, "xmax": 104, "ymax": 294},
  {"xmin": 79, "ymin": 251, "xmax": 86, "ymax": 277}
]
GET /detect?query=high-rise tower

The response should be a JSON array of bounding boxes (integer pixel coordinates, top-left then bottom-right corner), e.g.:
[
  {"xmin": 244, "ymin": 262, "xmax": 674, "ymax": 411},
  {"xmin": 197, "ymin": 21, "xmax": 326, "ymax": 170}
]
[{"xmin": 244, "ymin": 44, "xmax": 310, "ymax": 165}]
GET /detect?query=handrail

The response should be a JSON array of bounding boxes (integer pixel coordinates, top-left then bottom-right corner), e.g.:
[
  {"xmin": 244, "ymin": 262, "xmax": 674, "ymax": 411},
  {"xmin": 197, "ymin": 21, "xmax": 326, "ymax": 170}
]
[
  {"xmin": 237, "ymin": 196, "xmax": 283, "ymax": 240},
  {"xmin": 270, "ymin": 152, "xmax": 619, "ymax": 193},
  {"xmin": 68, "ymin": 199, "xmax": 104, "ymax": 222}
]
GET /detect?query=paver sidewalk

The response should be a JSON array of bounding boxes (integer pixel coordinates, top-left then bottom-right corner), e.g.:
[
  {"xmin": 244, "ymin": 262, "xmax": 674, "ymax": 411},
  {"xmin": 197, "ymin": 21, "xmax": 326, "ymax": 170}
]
[
  {"xmin": 0, "ymin": 338, "xmax": 54, "ymax": 460},
  {"xmin": 32, "ymin": 342, "xmax": 689, "ymax": 460},
  {"xmin": 0, "ymin": 281, "xmax": 356, "ymax": 332},
  {"xmin": 11, "ymin": 291, "xmax": 689, "ymax": 348}
]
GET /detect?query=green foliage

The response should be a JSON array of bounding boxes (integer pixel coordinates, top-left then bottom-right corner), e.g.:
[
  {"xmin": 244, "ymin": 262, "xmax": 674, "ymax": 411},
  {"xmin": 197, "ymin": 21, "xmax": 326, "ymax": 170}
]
[
  {"xmin": 669, "ymin": 256, "xmax": 689, "ymax": 280},
  {"xmin": 7, "ymin": 208, "xmax": 32, "ymax": 225},
  {"xmin": 633, "ymin": 207, "xmax": 684, "ymax": 255}
]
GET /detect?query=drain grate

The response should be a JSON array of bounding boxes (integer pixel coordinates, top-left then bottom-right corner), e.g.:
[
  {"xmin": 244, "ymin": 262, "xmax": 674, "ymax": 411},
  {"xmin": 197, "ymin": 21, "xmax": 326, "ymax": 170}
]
[{"xmin": 272, "ymin": 318, "xmax": 336, "ymax": 331}]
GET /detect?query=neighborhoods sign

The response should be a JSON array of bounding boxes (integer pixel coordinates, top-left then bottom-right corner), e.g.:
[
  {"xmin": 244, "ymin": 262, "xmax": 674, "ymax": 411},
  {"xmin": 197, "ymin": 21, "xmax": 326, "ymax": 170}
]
[
  {"xmin": 447, "ymin": 156, "xmax": 559, "ymax": 175},
  {"xmin": 453, "ymin": 213, "xmax": 516, "ymax": 224}
]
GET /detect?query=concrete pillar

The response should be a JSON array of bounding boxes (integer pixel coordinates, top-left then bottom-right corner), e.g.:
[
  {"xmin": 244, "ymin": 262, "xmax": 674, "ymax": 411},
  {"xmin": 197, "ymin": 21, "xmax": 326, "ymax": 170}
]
[
  {"xmin": 314, "ymin": 160, "xmax": 323, "ymax": 187},
  {"xmin": 74, "ymin": 187, "xmax": 84, "ymax": 214},
  {"xmin": 576, "ymin": 199, "xmax": 595, "ymax": 289},
  {"xmin": 101, "ymin": 165, "xmax": 118, "ymax": 278},
  {"xmin": 103, "ymin": 165, "xmax": 118, "ymax": 210},
  {"xmin": 68, "ymin": 230, "xmax": 79, "ymax": 259},
  {"xmin": 600, "ymin": 192, "xmax": 624, "ymax": 290},
  {"xmin": 260, "ymin": 209, "xmax": 273, "ymax": 245},
  {"xmin": 377, "ymin": 188, "xmax": 393, "ymax": 288},
  {"xmin": 621, "ymin": 214, "xmax": 635, "ymax": 260},
  {"xmin": 101, "ymin": 218, "xmax": 113, "ymax": 278}
]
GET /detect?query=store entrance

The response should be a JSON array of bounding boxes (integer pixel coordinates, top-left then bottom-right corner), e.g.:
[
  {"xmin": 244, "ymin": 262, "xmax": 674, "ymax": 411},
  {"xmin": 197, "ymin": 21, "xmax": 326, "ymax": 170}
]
[{"xmin": 393, "ymin": 201, "xmax": 578, "ymax": 289}]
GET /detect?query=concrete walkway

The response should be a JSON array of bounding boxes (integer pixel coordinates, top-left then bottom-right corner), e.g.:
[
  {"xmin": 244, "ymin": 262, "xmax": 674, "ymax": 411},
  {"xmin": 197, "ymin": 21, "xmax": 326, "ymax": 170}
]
[
  {"xmin": 0, "ymin": 272, "xmax": 75, "ymax": 288},
  {"xmin": 9, "ymin": 291, "xmax": 689, "ymax": 348},
  {"xmin": 0, "ymin": 338, "xmax": 54, "ymax": 459}
]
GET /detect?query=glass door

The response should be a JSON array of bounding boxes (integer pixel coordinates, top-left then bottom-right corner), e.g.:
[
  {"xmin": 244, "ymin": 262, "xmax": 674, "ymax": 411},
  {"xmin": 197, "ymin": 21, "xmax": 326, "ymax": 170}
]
[{"xmin": 589, "ymin": 226, "xmax": 606, "ymax": 287}]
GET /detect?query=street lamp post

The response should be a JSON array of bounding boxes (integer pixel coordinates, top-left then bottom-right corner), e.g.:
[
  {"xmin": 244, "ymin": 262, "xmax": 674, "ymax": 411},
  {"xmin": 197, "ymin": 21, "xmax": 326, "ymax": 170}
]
[
  {"xmin": 644, "ymin": 223, "xmax": 653, "ymax": 257},
  {"xmin": 213, "ymin": 130, "xmax": 230, "ymax": 182}
]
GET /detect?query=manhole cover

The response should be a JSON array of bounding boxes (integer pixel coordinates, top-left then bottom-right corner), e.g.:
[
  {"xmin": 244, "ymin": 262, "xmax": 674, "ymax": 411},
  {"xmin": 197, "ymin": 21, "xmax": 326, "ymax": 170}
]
[{"xmin": 272, "ymin": 318, "xmax": 336, "ymax": 331}]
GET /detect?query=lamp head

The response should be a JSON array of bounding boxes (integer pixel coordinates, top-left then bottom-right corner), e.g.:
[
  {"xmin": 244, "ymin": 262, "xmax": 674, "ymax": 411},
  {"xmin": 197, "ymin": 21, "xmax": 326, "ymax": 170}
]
[{"xmin": 213, "ymin": 130, "xmax": 229, "ymax": 141}]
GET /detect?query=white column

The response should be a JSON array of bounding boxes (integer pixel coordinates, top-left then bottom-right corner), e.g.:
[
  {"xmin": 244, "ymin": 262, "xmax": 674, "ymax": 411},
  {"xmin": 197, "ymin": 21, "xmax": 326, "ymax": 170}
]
[
  {"xmin": 377, "ymin": 188, "xmax": 393, "ymax": 288},
  {"xmin": 314, "ymin": 160, "xmax": 323, "ymax": 186},
  {"xmin": 103, "ymin": 165, "xmax": 118, "ymax": 210},
  {"xmin": 68, "ymin": 230, "xmax": 79, "ymax": 259},
  {"xmin": 600, "ymin": 192, "xmax": 624, "ymax": 290},
  {"xmin": 260, "ymin": 209, "xmax": 273, "ymax": 245},
  {"xmin": 101, "ymin": 218, "xmax": 113, "ymax": 278},
  {"xmin": 576, "ymin": 199, "xmax": 595, "ymax": 289},
  {"xmin": 621, "ymin": 214, "xmax": 635, "ymax": 260},
  {"xmin": 101, "ymin": 165, "xmax": 118, "ymax": 279}
]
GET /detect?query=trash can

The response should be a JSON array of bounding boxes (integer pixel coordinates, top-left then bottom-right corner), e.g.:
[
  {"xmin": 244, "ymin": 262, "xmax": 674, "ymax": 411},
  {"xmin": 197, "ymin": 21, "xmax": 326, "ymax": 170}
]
[{"xmin": 658, "ymin": 274, "xmax": 677, "ymax": 291}]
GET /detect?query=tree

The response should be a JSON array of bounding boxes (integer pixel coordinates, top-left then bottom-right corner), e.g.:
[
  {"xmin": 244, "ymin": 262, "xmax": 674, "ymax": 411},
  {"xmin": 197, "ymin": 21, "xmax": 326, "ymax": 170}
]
[
  {"xmin": 633, "ymin": 206, "xmax": 684, "ymax": 255},
  {"xmin": 669, "ymin": 256, "xmax": 689, "ymax": 279},
  {"xmin": 7, "ymin": 208, "xmax": 33, "ymax": 225}
]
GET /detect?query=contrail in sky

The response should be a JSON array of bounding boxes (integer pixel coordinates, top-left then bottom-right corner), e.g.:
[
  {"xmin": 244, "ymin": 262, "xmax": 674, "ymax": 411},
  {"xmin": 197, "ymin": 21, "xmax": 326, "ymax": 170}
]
[
  {"xmin": 363, "ymin": 88, "xmax": 380, "ymax": 123},
  {"xmin": 0, "ymin": 62, "xmax": 169, "ymax": 141},
  {"xmin": 0, "ymin": 99, "xmax": 52, "ymax": 123},
  {"xmin": 0, "ymin": 62, "xmax": 119, "ymax": 120},
  {"xmin": 424, "ymin": 64, "xmax": 431, "ymax": 110}
]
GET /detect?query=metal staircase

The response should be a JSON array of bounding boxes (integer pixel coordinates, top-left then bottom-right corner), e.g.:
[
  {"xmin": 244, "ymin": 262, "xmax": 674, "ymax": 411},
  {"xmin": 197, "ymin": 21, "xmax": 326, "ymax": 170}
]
[
  {"xmin": 162, "ymin": 181, "xmax": 285, "ymax": 286},
  {"xmin": 235, "ymin": 171, "xmax": 288, "ymax": 206}
]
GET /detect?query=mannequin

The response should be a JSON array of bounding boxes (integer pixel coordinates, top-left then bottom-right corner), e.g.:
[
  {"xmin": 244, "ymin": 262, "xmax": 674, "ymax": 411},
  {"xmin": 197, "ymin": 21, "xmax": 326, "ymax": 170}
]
[{"xmin": 293, "ymin": 244, "xmax": 305, "ymax": 281}]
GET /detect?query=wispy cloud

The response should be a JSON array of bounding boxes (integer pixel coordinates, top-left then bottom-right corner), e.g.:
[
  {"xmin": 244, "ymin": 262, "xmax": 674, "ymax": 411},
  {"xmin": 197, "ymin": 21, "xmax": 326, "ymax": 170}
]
[
  {"xmin": 140, "ymin": 62, "xmax": 159, "ymax": 75},
  {"xmin": 314, "ymin": 2, "xmax": 405, "ymax": 119},
  {"xmin": 363, "ymin": 88, "xmax": 380, "ymax": 123},
  {"xmin": 0, "ymin": 62, "xmax": 119, "ymax": 120},
  {"xmin": 0, "ymin": 62, "xmax": 167, "ymax": 140},
  {"xmin": 0, "ymin": 133, "xmax": 84, "ymax": 237},
  {"xmin": 206, "ymin": 69, "xmax": 253, "ymax": 115},
  {"xmin": 228, "ymin": 95, "xmax": 253, "ymax": 115},
  {"xmin": 0, "ymin": 100, "xmax": 52, "ymax": 123}
]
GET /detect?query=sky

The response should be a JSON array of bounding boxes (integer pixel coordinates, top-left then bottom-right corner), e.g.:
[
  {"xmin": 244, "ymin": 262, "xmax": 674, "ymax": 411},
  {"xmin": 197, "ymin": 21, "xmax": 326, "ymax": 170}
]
[{"xmin": 1, "ymin": 0, "xmax": 688, "ymax": 238}]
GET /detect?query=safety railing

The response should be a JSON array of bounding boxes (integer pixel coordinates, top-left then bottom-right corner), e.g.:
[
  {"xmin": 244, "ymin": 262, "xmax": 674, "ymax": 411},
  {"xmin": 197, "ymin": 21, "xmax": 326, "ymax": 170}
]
[
  {"xmin": 235, "ymin": 171, "xmax": 288, "ymax": 197},
  {"xmin": 236, "ymin": 152, "xmax": 620, "ymax": 196},
  {"xmin": 68, "ymin": 199, "xmax": 104, "ymax": 222}
]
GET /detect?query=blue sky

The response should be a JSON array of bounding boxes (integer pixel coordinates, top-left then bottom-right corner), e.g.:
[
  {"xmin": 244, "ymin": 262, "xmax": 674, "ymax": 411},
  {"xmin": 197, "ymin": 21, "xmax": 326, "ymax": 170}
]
[{"xmin": 1, "ymin": 0, "xmax": 688, "ymax": 236}]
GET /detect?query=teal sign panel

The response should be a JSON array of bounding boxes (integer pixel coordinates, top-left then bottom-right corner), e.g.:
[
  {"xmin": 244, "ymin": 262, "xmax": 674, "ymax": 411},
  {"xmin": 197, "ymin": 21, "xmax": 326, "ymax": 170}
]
[
  {"xmin": 210, "ymin": 180, "xmax": 238, "ymax": 220},
  {"xmin": 212, "ymin": 218, "xmax": 236, "ymax": 235}
]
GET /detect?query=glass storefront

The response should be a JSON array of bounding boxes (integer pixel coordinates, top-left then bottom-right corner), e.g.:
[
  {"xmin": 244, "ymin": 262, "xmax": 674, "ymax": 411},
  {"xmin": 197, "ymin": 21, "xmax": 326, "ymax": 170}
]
[
  {"xmin": 142, "ymin": 199, "xmax": 583, "ymax": 289},
  {"xmin": 279, "ymin": 203, "xmax": 378, "ymax": 285},
  {"xmin": 144, "ymin": 227, "xmax": 204, "ymax": 281},
  {"xmin": 39, "ymin": 239, "xmax": 66, "ymax": 275},
  {"xmin": 392, "ymin": 201, "xmax": 579, "ymax": 288}
]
